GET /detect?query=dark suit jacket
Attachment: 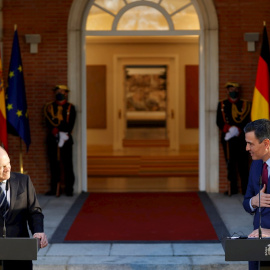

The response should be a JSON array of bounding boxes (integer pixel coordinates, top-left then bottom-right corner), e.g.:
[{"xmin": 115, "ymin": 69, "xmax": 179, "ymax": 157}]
[
  {"xmin": 243, "ymin": 161, "xmax": 270, "ymax": 270},
  {"xmin": 1, "ymin": 172, "xmax": 44, "ymax": 238},
  {"xmin": 243, "ymin": 160, "xmax": 270, "ymax": 230}
]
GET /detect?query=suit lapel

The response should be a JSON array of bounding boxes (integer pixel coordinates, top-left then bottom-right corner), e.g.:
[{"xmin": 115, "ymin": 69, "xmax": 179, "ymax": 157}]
[{"xmin": 7, "ymin": 173, "xmax": 19, "ymax": 218}]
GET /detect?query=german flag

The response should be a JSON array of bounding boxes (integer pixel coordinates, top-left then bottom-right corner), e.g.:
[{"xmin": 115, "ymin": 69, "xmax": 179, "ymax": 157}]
[
  {"xmin": 0, "ymin": 51, "xmax": 8, "ymax": 150},
  {"xmin": 251, "ymin": 24, "xmax": 270, "ymax": 121}
]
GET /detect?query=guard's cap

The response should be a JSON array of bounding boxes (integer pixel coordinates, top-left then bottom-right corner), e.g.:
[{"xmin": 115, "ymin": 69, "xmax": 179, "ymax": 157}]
[
  {"xmin": 225, "ymin": 82, "xmax": 240, "ymax": 88},
  {"xmin": 53, "ymin": 85, "xmax": 70, "ymax": 92}
]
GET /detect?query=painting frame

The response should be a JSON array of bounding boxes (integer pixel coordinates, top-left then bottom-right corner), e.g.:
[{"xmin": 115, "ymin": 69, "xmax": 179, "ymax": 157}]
[{"xmin": 125, "ymin": 65, "xmax": 167, "ymax": 124}]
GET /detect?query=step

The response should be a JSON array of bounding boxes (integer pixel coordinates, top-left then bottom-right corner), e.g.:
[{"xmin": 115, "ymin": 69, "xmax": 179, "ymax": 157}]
[
  {"xmin": 33, "ymin": 255, "xmax": 247, "ymax": 270},
  {"xmin": 87, "ymin": 155, "xmax": 198, "ymax": 177}
]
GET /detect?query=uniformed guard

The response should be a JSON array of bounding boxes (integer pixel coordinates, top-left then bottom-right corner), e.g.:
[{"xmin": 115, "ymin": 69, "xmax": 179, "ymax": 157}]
[
  {"xmin": 216, "ymin": 82, "xmax": 251, "ymax": 195},
  {"xmin": 44, "ymin": 85, "xmax": 76, "ymax": 196}
]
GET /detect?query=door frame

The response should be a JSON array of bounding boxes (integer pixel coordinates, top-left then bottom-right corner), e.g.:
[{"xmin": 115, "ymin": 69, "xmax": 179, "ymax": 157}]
[
  {"xmin": 67, "ymin": 0, "xmax": 219, "ymax": 193},
  {"xmin": 113, "ymin": 54, "xmax": 179, "ymax": 150}
]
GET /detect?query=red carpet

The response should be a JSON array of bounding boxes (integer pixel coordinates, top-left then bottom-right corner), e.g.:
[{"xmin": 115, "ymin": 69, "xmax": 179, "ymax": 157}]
[{"xmin": 64, "ymin": 192, "xmax": 218, "ymax": 241}]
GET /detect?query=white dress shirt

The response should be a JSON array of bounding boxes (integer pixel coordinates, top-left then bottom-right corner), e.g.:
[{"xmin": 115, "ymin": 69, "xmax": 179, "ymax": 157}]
[{"xmin": 0, "ymin": 180, "xmax": 10, "ymax": 205}]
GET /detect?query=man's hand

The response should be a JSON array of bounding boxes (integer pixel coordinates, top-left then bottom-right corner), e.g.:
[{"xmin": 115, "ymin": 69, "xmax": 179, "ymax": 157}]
[
  {"xmin": 251, "ymin": 185, "xmax": 270, "ymax": 208},
  {"xmin": 33, "ymin": 232, "xmax": 48, "ymax": 248},
  {"xmin": 248, "ymin": 228, "xmax": 270, "ymax": 238}
]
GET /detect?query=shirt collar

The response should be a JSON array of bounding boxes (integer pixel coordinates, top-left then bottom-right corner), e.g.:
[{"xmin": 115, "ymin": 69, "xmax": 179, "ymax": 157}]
[{"xmin": 265, "ymin": 159, "xmax": 270, "ymax": 167}]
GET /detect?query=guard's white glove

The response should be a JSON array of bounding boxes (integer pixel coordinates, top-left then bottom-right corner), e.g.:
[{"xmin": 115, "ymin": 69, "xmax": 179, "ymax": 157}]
[
  {"xmin": 224, "ymin": 126, "xmax": 239, "ymax": 141},
  {"xmin": 58, "ymin": 132, "xmax": 69, "ymax": 147}
]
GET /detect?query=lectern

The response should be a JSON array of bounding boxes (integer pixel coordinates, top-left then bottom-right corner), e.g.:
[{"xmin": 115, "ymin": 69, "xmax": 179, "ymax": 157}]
[
  {"xmin": 225, "ymin": 238, "xmax": 270, "ymax": 269},
  {"xmin": 0, "ymin": 238, "xmax": 39, "ymax": 260}
]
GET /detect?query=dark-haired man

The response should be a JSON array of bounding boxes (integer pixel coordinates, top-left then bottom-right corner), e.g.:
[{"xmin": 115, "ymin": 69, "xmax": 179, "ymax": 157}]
[{"xmin": 243, "ymin": 118, "xmax": 270, "ymax": 270}]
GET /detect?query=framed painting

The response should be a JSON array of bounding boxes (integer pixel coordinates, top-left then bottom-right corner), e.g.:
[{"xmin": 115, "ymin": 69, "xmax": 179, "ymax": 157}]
[{"xmin": 125, "ymin": 65, "xmax": 167, "ymax": 125}]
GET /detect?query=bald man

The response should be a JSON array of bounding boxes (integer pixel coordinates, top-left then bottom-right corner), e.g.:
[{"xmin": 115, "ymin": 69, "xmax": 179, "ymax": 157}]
[{"xmin": 0, "ymin": 146, "xmax": 48, "ymax": 270}]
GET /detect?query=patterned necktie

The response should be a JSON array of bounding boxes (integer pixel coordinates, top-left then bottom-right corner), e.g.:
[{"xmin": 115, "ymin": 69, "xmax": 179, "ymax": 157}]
[
  {"xmin": 262, "ymin": 162, "xmax": 268, "ymax": 187},
  {"xmin": 0, "ymin": 184, "xmax": 9, "ymax": 219}
]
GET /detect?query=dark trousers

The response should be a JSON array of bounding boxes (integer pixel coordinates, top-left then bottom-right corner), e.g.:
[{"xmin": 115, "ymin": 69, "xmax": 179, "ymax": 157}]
[
  {"xmin": 47, "ymin": 137, "xmax": 75, "ymax": 195},
  {"xmin": 249, "ymin": 261, "xmax": 270, "ymax": 269},
  {"xmin": 222, "ymin": 136, "xmax": 250, "ymax": 194}
]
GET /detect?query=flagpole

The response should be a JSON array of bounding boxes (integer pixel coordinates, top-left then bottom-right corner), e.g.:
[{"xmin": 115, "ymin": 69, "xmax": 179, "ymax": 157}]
[
  {"xmin": 19, "ymin": 138, "xmax": 24, "ymax": 174},
  {"xmin": 15, "ymin": 23, "xmax": 22, "ymax": 174}
]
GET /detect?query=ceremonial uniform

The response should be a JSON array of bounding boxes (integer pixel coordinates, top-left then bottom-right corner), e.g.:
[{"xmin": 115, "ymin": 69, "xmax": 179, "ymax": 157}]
[
  {"xmin": 44, "ymin": 85, "xmax": 76, "ymax": 196},
  {"xmin": 216, "ymin": 82, "xmax": 251, "ymax": 195}
]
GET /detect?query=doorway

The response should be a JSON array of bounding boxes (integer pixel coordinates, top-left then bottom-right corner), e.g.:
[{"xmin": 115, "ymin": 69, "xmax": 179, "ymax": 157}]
[
  {"xmin": 67, "ymin": 0, "xmax": 220, "ymax": 193},
  {"xmin": 86, "ymin": 50, "xmax": 198, "ymax": 192},
  {"xmin": 113, "ymin": 54, "xmax": 179, "ymax": 151}
]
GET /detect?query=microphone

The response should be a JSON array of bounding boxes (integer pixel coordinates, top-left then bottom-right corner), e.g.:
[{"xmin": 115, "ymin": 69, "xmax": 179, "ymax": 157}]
[
  {"xmin": 259, "ymin": 174, "xmax": 262, "ymax": 239},
  {"xmin": 3, "ymin": 180, "xmax": 9, "ymax": 238}
]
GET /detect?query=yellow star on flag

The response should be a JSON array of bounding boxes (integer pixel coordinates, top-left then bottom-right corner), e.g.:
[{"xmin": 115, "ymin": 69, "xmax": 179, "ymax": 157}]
[
  {"xmin": 16, "ymin": 110, "xmax": 22, "ymax": 117},
  {"xmin": 7, "ymin": 104, "xmax": 13, "ymax": 111},
  {"xmin": 9, "ymin": 71, "xmax": 14, "ymax": 78}
]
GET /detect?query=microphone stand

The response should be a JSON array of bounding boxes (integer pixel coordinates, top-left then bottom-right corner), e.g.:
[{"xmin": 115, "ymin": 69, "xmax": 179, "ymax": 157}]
[
  {"xmin": 259, "ymin": 175, "xmax": 262, "ymax": 239},
  {"xmin": 3, "ymin": 180, "xmax": 8, "ymax": 239},
  {"xmin": 2, "ymin": 180, "xmax": 8, "ymax": 270}
]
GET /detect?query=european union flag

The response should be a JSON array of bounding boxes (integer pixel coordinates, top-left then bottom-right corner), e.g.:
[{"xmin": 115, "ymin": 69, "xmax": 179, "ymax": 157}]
[{"xmin": 6, "ymin": 28, "xmax": 31, "ymax": 150}]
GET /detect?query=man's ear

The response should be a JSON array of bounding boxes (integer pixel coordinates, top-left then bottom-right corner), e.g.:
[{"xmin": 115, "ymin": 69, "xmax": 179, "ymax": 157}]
[{"xmin": 264, "ymin": 138, "xmax": 270, "ymax": 149}]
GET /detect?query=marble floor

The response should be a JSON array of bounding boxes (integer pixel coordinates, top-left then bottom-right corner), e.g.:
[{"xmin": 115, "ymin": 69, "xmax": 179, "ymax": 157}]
[{"xmin": 87, "ymin": 127, "xmax": 198, "ymax": 193}]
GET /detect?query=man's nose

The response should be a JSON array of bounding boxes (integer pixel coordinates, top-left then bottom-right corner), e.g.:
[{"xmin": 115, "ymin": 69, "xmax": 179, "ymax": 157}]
[{"xmin": 3, "ymin": 165, "xmax": 10, "ymax": 171}]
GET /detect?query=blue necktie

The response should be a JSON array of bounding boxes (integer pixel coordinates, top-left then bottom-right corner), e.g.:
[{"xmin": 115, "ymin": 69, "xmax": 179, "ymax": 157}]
[{"xmin": 0, "ymin": 184, "xmax": 9, "ymax": 219}]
